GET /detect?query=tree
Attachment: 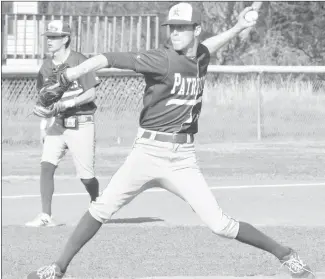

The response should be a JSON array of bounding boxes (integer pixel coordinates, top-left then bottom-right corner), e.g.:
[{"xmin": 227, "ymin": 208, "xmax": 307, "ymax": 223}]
[{"xmin": 39, "ymin": 1, "xmax": 325, "ymax": 66}]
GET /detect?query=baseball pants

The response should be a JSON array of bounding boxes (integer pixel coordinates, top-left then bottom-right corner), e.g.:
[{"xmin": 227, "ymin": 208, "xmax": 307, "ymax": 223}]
[
  {"xmin": 89, "ymin": 128, "xmax": 239, "ymax": 238},
  {"xmin": 41, "ymin": 116, "xmax": 96, "ymax": 179}
]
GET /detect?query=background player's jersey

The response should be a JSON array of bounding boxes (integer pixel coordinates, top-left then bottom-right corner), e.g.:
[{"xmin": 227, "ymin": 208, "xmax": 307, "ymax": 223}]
[
  {"xmin": 102, "ymin": 43, "xmax": 210, "ymax": 134},
  {"xmin": 37, "ymin": 50, "xmax": 100, "ymax": 116}
]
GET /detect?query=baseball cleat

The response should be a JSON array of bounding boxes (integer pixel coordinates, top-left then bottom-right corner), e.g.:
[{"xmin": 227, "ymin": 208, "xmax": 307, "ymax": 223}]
[
  {"xmin": 27, "ymin": 263, "xmax": 64, "ymax": 279},
  {"xmin": 25, "ymin": 213, "xmax": 58, "ymax": 227},
  {"xmin": 280, "ymin": 248, "xmax": 315, "ymax": 278}
]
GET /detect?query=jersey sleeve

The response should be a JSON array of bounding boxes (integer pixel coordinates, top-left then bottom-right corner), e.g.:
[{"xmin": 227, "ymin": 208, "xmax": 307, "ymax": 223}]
[
  {"xmin": 36, "ymin": 71, "xmax": 44, "ymax": 92},
  {"xmin": 77, "ymin": 54, "xmax": 100, "ymax": 91},
  {"xmin": 36, "ymin": 59, "xmax": 53, "ymax": 92},
  {"xmin": 101, "ymin": 49, "xmax": 169, "ymax": 81},
  {"xmin": 36, "ymin": 60, "xmax": 50, "ymax": 91}
]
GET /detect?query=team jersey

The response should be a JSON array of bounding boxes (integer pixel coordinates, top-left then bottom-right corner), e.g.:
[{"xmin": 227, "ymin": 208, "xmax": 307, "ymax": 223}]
[
  {"xmin": 37, "ymin": 50, "xmax": 100, "ymax": 117},
  {"xmin": 102, "ymin": 43, "xmax": 210, "ymax": 134}
]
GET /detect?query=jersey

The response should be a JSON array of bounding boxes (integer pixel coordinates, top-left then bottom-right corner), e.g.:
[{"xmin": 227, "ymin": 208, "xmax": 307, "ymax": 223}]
[
  {"xmin": 102, "ymin": 43, "xmax": 210, "ymax": 134},
  {"xmin": 37, "ymin": 50, "xmax": 100, "ymax": 117}
]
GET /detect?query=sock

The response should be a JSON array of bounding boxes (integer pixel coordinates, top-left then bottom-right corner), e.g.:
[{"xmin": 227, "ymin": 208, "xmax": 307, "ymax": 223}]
[
  {"xmin": 40, "ymin": 162, "xmax": 56, "ymax": 216},
  {"xmin": 235, "ymin": 221, "xmax": 291, "ymax": 260},
  {"xmin": 56, "ymin": 211, "xmax": 102, "ymax": 273},
  {"xmin": 81, "ymin": 177, "xmax": 99, "ymax": 201}
]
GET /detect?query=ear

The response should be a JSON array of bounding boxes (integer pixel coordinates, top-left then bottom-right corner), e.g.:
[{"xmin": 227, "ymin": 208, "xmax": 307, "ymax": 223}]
[
  {"xmin": 63, "ymin": 36, "xmax": 69, "ymax": 44},
  {"xmin": 194, "ymin": 25, "xmax": 202, "ymax": 37}
]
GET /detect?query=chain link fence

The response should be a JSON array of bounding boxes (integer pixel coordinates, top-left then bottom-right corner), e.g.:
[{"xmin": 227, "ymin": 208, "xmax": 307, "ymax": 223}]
[{"xmin": 2, "ymin": 68, "xmax": 325, "ymax": 146}]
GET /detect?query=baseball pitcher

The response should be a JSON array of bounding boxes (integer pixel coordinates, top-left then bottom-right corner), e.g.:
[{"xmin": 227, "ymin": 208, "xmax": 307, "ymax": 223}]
[{"xmin": 28, "ymin": 4, "xmax": 314, "ymax": 278}]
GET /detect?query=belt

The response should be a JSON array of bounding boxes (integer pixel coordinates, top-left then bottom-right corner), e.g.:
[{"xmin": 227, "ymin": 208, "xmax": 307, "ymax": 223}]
[
  {"xmin": 61, "ymin": 115, "xmax": 94, "ymax": 123},
  {"xmin": 140, "ymin": 130, "xmax": 194, "ymax": 144},
  {"xmin": 75, "ymin": 115, "xmax": 94, "ymax": 123}
]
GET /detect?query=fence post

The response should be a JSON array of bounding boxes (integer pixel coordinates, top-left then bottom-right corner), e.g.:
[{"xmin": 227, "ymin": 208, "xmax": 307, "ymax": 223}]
[
  {"xmin": 104, "ymin": 16, "xmax": 108, "ymax": 52},
  {"xmin": 112, "ymin": 16, "xmax": 117, "ymax": 52},
  {"xmin": 86, "ymin": 16, "xmax": 90, "ymax": 55},
  {"xmin": 155, "ymin": 16, "xmax": 159, "ymax": 49},
  {"xmin": 94, "ymin": 16, "xmax": 99, "ymax": 54},
  {"xmin": 77, "ymin": 16, "xmax": 82, "ymax": 53},
  {"xmin": 1, "ymin": 15, "xmax": 7, "ymax": 65},
  {"xmin": 129, "ymin": 16, "xmax": 133, "ymax": 51},
  {"xmin": 256, "ymin": 72, "xmax": 263, "ymax": 140},
  {"xmin": 23, "ymin": 14, "xmax": 27, "ymax": 59},
  {"xmin": 33, "ymin": 15, "xmax": 37, "ymax": 59},
  {"xmin": 146, "ymin": 16, "xmax": 150, "ymax": 50},
  {"xmin": 121, "ymin": 16, "xmax": 125, "ymax": 52},
  {"xmin": 137, "ymin": 16, "xmax": 142, "ymax": 51}
]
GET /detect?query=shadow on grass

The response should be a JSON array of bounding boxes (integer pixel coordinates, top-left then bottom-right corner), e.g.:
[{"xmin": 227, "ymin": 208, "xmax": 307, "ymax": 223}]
[
  {"xmin": 104, "ymin": 217, "xmax": 164, "ymax": 224},
  {"xmin": 2, "ymin": 217, "xmax": 164, "ymax": 229}
]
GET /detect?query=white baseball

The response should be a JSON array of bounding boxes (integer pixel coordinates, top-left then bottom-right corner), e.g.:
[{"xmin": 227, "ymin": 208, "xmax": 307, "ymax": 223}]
[{"xmin": 244, "ymin": 10, "xmax": 258, "ymax": 22}]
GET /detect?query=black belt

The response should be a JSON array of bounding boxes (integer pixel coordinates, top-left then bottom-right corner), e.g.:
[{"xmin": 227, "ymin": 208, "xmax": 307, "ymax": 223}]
[
  {"xmin": 141, "ymin": 131, "xmax": 194, "ymax": 144},
  {"xmin": 58, "ymin": 115, "xmax": 94, "ymax": 122}
]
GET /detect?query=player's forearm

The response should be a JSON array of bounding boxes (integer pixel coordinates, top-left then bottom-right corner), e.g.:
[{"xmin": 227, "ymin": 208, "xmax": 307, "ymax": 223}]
[
  {"xmin": 66, "ymin": 53, "xmax": 136, "ymax": 81},
  {"xmin": 202, "ymin": 24, "xmax": 243, "ymax": 54},
  {"xmin": 60, "ymin": 88, "xmax": 96, "ymax": 109},
  {"xmin": 66, "ymin": 54, "xmax": 108, "ymax": 81},
  {"xmin": 74, "ymin": 87, "xmax": 96, "ymax": 107}
]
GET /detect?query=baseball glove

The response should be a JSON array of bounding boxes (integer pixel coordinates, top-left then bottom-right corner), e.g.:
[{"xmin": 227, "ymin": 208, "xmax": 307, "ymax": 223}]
[{"xmin": 33, "ymin": 64, "xmax": 72, "ymax": 118}]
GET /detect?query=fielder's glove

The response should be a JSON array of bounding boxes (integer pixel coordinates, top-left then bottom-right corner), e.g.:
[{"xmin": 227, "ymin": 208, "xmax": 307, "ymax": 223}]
[
  {"xmin": 33, "ymin": 99, "xmax": 75, "ymax": 118},
  {"xmin": 33, "ymin": 64, "xmax": 72, "ymax": 118},
  {"xmin": 57, "ymin": 66, "xmax": 71, "ymax": 89}
]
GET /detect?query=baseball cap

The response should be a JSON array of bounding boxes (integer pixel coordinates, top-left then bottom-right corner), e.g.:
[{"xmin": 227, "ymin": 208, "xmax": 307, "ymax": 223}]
[
  {"xmin": 162, "ymin": 2, "xmax": 201, "ymax": 26},
  {"xmin": 43, "ymin": 20, "xmax": 71, "ymax": 37}
]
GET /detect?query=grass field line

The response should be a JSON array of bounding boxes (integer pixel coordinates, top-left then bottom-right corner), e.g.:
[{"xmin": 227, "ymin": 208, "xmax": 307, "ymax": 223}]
[
  {"xmin": 63, "ymin": 273, "xmax": 325, "ymax": 279},
  {"xmin": 63, "ymin": 278, "xmax": 284, "ymax": 279},
  {"xmin": 2, "ymin": 182, "xmax": 325, "ymax": 199}
]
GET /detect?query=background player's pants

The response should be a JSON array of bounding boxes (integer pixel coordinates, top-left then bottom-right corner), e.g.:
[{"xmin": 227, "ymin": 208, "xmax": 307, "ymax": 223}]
[
  {"xmin": 41, "ymin": 116, "xmax": 96, "ymax": 179},
  {"xmin": 89, "ymin": 128, "xmax": 239, "ymax": 239}
]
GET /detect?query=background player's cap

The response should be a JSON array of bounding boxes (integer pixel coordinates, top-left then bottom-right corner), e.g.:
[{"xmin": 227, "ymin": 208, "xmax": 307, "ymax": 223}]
[
  {"xmin": 162, "ymin": 2, "xmax": 201, "ymax": 26},
  {"xmin": 43, "ymin": 20, "xmax": 71, "ymax": 37}
]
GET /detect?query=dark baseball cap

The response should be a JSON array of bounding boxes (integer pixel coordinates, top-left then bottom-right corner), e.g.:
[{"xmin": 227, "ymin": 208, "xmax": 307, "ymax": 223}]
[
  {"xmin": 43, "ymin": 20, "xmax": 71, "ymax": 37},
  {"xmin": 162, "ymin": 2, "xmax": 201, "ymax": 26}
]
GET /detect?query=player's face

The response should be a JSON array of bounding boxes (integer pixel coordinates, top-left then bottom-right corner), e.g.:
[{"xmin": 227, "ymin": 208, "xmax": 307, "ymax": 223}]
[
  {"xmin": 46, "ymin": 36, "xmax": 67, "ymax": 53},
  {"xmin": 169, "ymin": 24, "xmax": 196, "ymax": 51}
]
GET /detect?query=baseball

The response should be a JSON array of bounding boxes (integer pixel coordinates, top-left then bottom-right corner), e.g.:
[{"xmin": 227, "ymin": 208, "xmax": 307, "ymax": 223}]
[{"xmin": 244, "ymin": 10, "xmax": 258, "ymax": 22}]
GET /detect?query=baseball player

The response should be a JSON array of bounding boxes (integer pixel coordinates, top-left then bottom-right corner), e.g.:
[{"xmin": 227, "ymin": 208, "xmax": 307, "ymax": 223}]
[
  {"xmin": 25, "ymin": 20, "xmax": 100, "ymax": 227},
  {"xmin": 27, "ymin": 4, "xmax": 314, "ymax": 278}
]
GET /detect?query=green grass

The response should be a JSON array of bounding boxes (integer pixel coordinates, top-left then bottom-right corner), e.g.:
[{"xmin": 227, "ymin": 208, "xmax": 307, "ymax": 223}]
[
  {"xmin": 2, "ymin": 75, "xmax": 325, "ymax": 279},
  {"xmin": 3, "ymin": 141, "xmax": 325, "ymax": 182},
  {"xmin": 2, "ymin": 76, "xmax": 325, "ymax": 146},
  {"xmin": 2, "ymin": 226, "xmax": 325, "ymax": 279}
]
